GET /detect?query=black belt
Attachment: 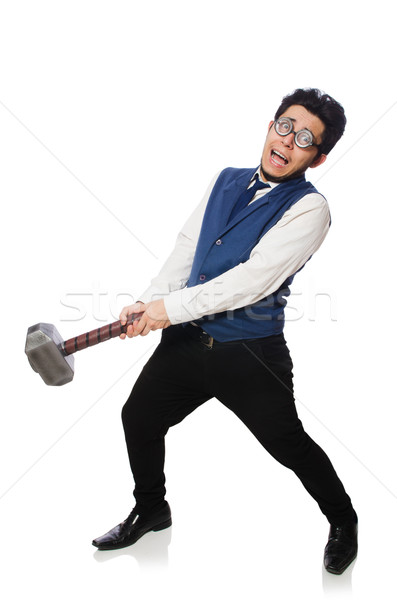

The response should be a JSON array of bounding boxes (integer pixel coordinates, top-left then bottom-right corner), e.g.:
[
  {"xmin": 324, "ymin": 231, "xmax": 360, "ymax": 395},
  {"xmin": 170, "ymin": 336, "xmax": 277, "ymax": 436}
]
[
  {"xmin": 184, "ymin": 322, "xmax": 215, "ymax": 349},
  {"xmin": 183, "ymin": 322, "xmax": 283, "ymax": 349}
]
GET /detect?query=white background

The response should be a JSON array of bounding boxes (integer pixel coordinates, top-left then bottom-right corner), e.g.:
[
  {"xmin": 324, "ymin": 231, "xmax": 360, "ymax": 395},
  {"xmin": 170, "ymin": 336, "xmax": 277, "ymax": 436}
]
[{"xmin": 0, "ymin": 1, "xmax": 396, "ymax": 598}]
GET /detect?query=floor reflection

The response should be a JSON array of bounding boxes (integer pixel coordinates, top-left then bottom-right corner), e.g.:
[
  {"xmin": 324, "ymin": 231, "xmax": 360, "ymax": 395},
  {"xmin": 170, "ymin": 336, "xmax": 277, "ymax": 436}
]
[
  {"xmin": 92, "ymin": 526, "xmax": 172, "ymax": 570},
  {"xmin": 322, "ymin": 558, "xmax": 356, "ymax": 596}
]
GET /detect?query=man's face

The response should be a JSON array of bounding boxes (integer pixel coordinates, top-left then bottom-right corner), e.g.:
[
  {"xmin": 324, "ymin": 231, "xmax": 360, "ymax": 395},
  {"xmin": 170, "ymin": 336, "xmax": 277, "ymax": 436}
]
[{"xmin": 260, "ymin": 104, "xmax": 327, "ymax": 183}]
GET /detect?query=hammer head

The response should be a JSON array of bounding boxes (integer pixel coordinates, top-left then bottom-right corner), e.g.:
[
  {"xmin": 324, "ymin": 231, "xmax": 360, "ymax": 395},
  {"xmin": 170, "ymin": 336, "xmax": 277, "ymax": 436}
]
[{"xmin": 25, "ymin": 323, "xmax": 75, "ymax": 386}]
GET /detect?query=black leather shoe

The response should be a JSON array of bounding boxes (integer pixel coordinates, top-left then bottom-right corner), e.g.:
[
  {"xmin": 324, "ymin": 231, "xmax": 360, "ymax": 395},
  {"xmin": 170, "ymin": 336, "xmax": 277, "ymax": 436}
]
[
  {"xmin": 324, "ymin": 519, "xmax": 358, "ymax": 574},
  {"xmin": 92, "ymin": 502, "xmax": 172, "ymax": 551}
]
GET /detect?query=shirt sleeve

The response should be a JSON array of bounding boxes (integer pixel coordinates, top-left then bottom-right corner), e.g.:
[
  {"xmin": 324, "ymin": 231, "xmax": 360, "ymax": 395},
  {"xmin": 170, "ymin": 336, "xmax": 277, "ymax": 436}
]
[
  {"xmin": 163, "ymin": 192, "xmax": 331, "ymax": 324},
  {"xmin": 138, "ymin": 172, "xmax": 220, "ymax": 303}
]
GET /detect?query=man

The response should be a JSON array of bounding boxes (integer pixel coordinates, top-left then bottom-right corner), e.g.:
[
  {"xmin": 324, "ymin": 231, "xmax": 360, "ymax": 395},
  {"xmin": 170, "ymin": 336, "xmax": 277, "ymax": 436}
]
[{"xmin": 92, "ymin": 88, "xmax": 358, "ymax": 575}]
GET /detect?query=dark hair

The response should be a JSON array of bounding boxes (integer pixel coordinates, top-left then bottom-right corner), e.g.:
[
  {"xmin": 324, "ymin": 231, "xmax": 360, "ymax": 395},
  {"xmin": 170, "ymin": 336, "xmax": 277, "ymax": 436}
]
[{"xmin": 274, "ymin": 88, "xmax": 346, "ymax": 155}]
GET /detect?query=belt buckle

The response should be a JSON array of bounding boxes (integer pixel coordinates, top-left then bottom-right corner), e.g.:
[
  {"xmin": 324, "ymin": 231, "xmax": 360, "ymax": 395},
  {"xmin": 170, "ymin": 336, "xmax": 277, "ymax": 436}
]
[
  {"xmin": 189, "ymin": 322, "xmax": 214, "ymax": 349},
  {"xmin": 200, "ymin": 330, "xmax": 214, "ymax": 350},
  {"xmin": 201, "ymin": 332, "xmax": 214, "ymax": 349}
]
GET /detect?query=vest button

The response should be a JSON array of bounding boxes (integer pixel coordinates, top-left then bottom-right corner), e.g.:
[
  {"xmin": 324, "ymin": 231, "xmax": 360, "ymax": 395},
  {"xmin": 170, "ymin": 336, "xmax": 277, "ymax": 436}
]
[
  {"xmin": 215, "ymin": 239, "xmax": 222, "ymax": 245},
  {"xmin": 199, "ymin": 274, "xmax": 206, "ymax": 281}
]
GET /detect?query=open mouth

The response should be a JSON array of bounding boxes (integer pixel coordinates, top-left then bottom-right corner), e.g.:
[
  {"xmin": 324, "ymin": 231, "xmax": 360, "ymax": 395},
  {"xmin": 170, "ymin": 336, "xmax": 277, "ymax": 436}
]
[{"xmin": 270, "ymin": 149, "xmax": 289, "ymax": 167}]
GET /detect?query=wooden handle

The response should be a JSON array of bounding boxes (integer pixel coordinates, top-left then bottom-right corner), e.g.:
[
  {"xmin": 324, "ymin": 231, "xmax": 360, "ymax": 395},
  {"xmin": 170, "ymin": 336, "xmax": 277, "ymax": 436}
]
[{"xmin": 62, "ymin": 312, "xmax": 143, "ymax": 356}]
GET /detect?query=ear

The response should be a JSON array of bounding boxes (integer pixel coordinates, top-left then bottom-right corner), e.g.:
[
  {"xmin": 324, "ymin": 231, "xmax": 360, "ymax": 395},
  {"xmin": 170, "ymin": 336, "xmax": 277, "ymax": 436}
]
[
  {"xmin": 268, "ymin": 120, "xmax": 274, "ymax": 132},
  {"xmin": 309, "ymin": 153, "xmax": 327, "ymax": 169}
]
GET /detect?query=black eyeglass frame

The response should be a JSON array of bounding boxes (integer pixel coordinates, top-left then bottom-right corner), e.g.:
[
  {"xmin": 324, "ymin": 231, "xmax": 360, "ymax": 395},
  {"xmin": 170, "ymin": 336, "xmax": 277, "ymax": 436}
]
[{"xmin": 274, "ymin": 117, "xmax": 321, "ymax": 150}]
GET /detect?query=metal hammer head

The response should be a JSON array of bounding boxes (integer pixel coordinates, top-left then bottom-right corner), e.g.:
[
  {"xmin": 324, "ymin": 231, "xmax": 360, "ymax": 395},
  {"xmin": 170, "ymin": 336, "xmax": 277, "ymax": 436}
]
[{"xmin": 25, "ymin": 323, "xmax": 75, "ymax": 386}]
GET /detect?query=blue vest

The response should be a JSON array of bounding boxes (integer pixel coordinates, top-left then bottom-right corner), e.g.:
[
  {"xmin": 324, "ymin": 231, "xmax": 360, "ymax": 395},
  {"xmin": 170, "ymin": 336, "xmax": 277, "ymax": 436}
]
[{"xmin": 187, "ymin": 166, "xmax": 324, "ymax": 341}]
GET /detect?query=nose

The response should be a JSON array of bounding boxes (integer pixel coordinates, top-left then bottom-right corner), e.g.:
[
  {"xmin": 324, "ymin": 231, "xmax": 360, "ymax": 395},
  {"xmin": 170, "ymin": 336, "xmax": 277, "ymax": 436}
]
[{"xmin": 281, "ymin": 132, "xmax": 294, "ymax": 149}]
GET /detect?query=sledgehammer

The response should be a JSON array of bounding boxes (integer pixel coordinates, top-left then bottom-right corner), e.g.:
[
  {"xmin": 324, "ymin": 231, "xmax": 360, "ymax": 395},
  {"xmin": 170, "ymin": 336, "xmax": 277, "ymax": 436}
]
[{"xmin": 25, "ymin": 313, "xmax": 142, "ymax": 386}]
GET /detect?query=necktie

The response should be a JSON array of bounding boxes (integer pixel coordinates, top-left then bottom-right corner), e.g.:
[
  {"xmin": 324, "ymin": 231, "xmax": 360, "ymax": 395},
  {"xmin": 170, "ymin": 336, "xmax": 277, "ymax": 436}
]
[{"xmin": 228, "ymin": 176, "xmax": 270, "ymax": 223}]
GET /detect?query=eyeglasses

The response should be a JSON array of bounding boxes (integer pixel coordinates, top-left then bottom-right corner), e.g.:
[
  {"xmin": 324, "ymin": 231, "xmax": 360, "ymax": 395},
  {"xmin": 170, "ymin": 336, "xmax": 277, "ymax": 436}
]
[{"xmin": 274, "ymin": 117, "xmax": 320, "ymax": 149}]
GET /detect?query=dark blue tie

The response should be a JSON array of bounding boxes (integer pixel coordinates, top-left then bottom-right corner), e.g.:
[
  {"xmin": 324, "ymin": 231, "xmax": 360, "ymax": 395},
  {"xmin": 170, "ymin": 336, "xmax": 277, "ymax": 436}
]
[{"xmin": 228, "ymin": 176, "xmax": 270, "ymax": 223}]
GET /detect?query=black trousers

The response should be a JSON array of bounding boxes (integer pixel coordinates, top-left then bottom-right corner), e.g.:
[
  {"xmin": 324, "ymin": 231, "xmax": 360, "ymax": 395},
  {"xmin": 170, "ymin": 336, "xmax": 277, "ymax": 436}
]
[{"xmin": 122, "ymin": 324, "xmax": 355, "ymax": 525}]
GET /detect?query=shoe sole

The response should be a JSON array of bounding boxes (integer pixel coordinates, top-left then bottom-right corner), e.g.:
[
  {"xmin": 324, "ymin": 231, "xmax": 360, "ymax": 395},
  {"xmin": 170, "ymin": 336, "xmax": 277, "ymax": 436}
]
[{"xmin": 93, "ymin": 517, "xmax": 172, "ymax": 551}]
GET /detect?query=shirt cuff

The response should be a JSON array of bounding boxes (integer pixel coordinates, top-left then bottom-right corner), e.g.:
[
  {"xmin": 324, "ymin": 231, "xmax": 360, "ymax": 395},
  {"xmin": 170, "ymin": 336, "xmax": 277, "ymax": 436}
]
[{"xmin": 163, "ymin": 288, "xmax": 200, "ymax": 324}]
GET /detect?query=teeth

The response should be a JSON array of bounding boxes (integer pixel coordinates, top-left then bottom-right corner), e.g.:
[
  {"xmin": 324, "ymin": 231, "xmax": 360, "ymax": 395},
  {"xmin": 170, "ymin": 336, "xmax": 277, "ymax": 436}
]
[{"xmin": 273, "ymin": 150, "xmax": 287, "ymax": 162}]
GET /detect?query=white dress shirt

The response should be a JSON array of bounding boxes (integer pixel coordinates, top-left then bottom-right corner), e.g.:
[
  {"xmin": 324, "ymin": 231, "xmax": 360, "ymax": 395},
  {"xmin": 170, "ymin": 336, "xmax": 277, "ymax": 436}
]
[{"xmin": 139, "ymin": 169, "xmax": 331, "ymax": 325}]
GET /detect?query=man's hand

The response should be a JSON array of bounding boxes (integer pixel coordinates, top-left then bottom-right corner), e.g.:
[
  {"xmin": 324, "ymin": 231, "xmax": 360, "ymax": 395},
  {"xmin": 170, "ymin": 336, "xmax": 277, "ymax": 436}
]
[{"xmin": 119, "ymin": 300, "xmax": 171, "ymax": 338}]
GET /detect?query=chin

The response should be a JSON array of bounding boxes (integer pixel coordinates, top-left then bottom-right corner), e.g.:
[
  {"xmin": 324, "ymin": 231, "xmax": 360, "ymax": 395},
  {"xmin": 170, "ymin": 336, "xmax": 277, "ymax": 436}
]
[{"xmin": 260, "ymin": 164, "xmax": 305, "ymax": 183}]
